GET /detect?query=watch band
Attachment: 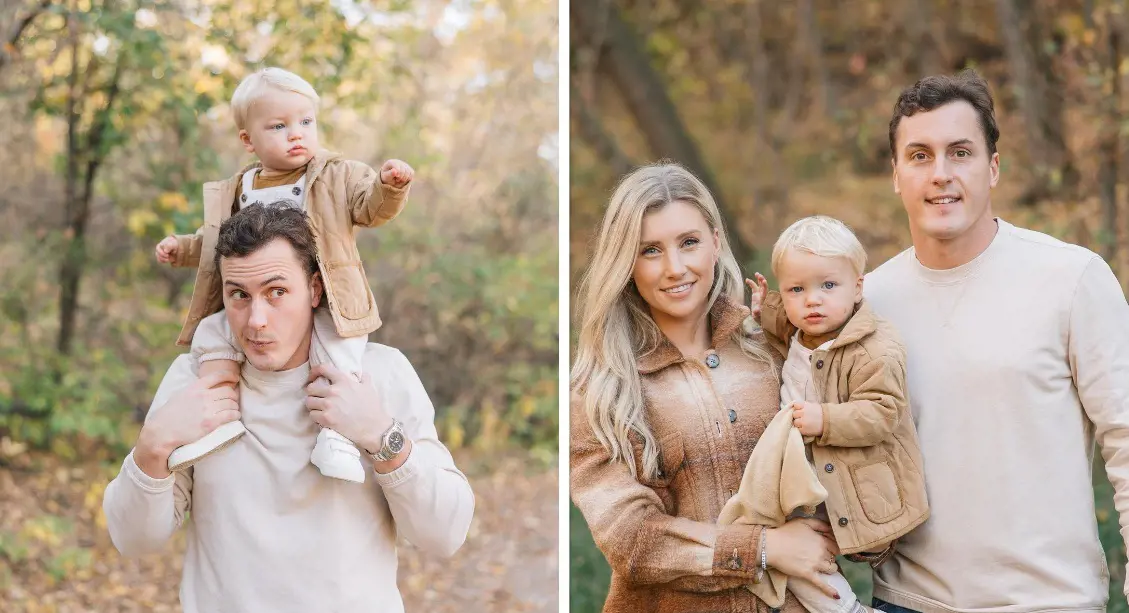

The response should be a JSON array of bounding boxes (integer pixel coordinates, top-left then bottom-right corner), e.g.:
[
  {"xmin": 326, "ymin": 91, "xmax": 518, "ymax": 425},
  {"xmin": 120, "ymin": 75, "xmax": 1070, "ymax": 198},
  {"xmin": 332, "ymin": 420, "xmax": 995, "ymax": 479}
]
[{"xmin": 370, "ymin": 419, "xmax": 406, "ymax": 462}]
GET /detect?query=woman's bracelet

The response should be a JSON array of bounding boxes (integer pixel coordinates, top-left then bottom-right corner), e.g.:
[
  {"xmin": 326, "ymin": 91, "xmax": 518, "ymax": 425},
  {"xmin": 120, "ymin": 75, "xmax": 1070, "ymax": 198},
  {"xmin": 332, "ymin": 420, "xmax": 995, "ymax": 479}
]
[{"xmin": 753, "ymin": 527, "xmax": 768, "ymax": 583}]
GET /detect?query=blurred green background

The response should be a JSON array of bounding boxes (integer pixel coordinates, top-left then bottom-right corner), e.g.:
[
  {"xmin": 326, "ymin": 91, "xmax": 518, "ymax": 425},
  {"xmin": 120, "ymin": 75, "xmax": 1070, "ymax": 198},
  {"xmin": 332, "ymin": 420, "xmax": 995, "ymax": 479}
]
[
  {"xmin": 0, "ymin": 0, "xmax": 558, "ymax": 610},
  {"xmin": 569, "ymin": 0, "xmax": 1129, "ymax": 610}
]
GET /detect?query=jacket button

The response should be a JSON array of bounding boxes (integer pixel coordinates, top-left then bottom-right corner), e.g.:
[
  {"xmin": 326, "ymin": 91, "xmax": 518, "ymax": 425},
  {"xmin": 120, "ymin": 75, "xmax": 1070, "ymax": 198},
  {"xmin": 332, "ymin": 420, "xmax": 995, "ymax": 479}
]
[
  {"xmin": 815, "ymin": 359, "xmax": 824, "ymax": 369},
  {"xmin": 770, "ymin": 609, "xmax": 781, "ymax": 613},
  {"xmin": 728, "ymin": 409, "xmax": 737, "ymax": 423},
  {"xmin": 838, "ymin": 517, "xmax": 849, "ymax": 527},
  {"xmin": 824, "ymin": 463, "xmax": 834, "ymax": 473},
  {"xmin": 705, "ymin": 353, "xmax": 720, "ymax": 368},
  {"xmin": 240, "ymin": 193, "xmax": 247, "ymax": 202},
  {"xmin": 292, "ymin": 186, "xmax": 302, "ymax": 196},
  {"xmin": 728, "ymin": 555, "xmax": 742, "ymax": 570}
]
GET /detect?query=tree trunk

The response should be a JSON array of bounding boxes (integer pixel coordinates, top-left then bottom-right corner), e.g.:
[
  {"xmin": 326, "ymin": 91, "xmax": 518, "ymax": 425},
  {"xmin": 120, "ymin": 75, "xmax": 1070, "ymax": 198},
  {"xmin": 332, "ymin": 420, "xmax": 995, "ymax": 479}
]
[
  {"xmin": 994, "ymin": 0, "xmax": 1076, "ymax": 203},
  {"xmin": 570, "ymin": 82, "xmax": 633, "ymax": 178},
  {"xmin": 56, "ymin": 13, "xmax": 123, "ymax": 356},
  {"xmin": 797, "ymin": 0, "xmax": 832, "ymax": 116},
  {"xmin": 1100, "ymin": 14, "xmax": 1120, "ymax": 264},
  {"xmin": 736, "ymin": 0, "xmax": 789, "ymax": 238},
  {"xmin": 571, "ymin": 0, "xmax": 755, "ymax": 267},
  {"xmin": 57, "ymin": 9, "xmax": 81, "ymax": 356},
  {"xmin": 905, "ymin": 0, "xmax": 943, "ymax": 75}
]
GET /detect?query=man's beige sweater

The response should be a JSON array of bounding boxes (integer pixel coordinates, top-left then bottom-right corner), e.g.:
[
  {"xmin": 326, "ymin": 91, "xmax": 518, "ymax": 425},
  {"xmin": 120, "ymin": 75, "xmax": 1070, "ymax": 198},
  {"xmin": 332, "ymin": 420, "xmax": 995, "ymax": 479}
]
[
  {"xmin": 102, "ymin": 344, "xmax": 475, "ymax": 613},
  {"xmin": 864, "ymin": 219, "xmax": 1129, "ymax": 613}
]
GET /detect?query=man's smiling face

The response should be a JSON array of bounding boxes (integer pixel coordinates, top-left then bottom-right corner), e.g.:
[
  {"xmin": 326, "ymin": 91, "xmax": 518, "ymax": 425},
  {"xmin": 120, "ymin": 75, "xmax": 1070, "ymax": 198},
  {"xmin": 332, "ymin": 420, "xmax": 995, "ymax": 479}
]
[{"xmin": 892, "ymin": 100, "xmax": 1000, "ymax": 243}]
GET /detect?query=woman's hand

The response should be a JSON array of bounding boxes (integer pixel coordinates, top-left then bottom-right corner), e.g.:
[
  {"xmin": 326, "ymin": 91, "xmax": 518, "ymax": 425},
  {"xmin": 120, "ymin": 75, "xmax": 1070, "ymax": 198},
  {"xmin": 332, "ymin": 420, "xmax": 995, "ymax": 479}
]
[{"xmin": 763, "ymin": 518, "xmax": 842, "ymax": 599}]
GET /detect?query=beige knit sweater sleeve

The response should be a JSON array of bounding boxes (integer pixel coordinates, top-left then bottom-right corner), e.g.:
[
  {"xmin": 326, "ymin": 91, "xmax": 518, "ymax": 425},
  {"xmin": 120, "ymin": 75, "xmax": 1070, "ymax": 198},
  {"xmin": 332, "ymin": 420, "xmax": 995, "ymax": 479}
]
[
  {"xmin": 102, "ymin": 355, "xmax": 197, "ymax": 557},
  {"xmin": 1068, "ymin": 257, "xmax": 1129, "ymax": 597},
  {"xmin": 368, "ymin": 346, "xmax": 475, "ymax": 557}
]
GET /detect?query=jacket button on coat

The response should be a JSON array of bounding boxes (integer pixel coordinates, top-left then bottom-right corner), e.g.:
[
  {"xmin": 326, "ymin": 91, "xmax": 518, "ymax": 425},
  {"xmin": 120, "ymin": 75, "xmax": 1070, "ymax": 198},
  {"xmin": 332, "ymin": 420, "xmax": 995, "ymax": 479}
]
[
  {"xmin": 705, "ymin": 353, "xmax": 720, "ymax": 368},
  {"xmin": 240, "ymin": 193, "xmax": 247, "ymax": 202},
  {"xmin": 838, "ymin": 517, "xmax": 849, "ymax": 527},
  {"xmin": 824, "ymin": 463, "xmax": 834, "ymax": 473},
  {"xmin": 292, "ymin": 186, "xmax": 302, "ymax": 196},
  {"xmin": 728, "ymin": 409, "xmax": 737, "ymax": 423},
  {"xmin": 815, "ymin": 359, "xmax": 824, "ymax": 369}
]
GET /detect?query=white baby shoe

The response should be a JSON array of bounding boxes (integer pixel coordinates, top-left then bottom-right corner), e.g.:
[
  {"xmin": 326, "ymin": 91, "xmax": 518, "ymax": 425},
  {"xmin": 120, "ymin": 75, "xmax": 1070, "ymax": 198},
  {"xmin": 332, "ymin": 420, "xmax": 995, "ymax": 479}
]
[
  {"xmin": 167, "ymin": 420, "xmax": 247, "ymax": 471},
  {"xmin": 310, "ymin": 428, "xmax": 366, "ymax": 483}
]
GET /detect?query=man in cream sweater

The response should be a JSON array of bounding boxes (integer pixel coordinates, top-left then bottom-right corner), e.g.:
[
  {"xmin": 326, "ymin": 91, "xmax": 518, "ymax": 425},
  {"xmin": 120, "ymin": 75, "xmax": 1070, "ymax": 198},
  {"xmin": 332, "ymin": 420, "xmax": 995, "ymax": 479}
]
[
  {"xmin": 862, "ymin": 70, "xmax": 1129, "ymax": 613},
  {"xmin": 102, "ymin": 205, "xmax": 474, "ymax": 612}
]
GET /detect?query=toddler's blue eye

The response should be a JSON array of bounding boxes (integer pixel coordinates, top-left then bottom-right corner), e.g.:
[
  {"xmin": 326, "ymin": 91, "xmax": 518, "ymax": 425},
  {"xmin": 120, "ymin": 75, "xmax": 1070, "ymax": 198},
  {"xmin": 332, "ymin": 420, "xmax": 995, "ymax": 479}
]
[
  {"xmin": 789, "ymin": 286, "xmax": 803, "ymax": 293},
  {"xmin": 822, "ymin": 281, "xmax": 837, "ymax": 290}
]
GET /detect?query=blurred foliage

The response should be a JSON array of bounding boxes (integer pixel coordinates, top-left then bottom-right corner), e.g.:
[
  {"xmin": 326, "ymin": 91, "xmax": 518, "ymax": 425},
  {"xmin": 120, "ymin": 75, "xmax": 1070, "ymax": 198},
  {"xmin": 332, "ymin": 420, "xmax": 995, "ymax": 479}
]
[
  {"xmin": 570, "ymin": 0, "xmax": 1129, "ymax": 609},
  {"xmin": 0, "ymin": 0, "xmax": 558, "ymax": 461}
]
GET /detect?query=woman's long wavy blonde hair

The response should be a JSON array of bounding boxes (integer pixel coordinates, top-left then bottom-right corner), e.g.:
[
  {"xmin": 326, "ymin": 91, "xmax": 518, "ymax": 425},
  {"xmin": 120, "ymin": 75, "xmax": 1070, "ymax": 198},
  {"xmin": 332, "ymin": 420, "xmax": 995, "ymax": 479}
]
[{"xmin": 571, "ymin": 162, "xmax": 777, "ymax": 480}]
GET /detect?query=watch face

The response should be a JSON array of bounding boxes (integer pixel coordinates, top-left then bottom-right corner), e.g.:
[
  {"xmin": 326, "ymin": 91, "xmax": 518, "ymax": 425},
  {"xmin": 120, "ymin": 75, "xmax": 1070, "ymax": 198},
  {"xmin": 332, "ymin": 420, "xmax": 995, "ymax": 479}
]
[{"xmin": 387, "ymin": 430, "xmax": 406, "ymax": 453}]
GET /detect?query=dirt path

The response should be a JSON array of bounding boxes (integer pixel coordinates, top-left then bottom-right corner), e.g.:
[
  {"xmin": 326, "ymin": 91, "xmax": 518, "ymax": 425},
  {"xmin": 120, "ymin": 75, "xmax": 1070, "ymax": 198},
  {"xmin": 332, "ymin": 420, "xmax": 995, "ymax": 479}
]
[{"xmin": 0, "ymin": 451, "xmax": 558, "ymax": 612}]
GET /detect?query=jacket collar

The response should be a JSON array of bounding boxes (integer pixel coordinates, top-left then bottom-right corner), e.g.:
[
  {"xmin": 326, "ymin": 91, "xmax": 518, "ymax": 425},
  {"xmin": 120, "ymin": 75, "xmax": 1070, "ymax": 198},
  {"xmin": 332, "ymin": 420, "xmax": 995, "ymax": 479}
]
[
  {"xmin": 230, "ymin": 149, "xmax": 340, "ymax": 185},
  {"xmin": 636, "ymin": 295, "xmax": 750, "ymax": 374},
  {"xmin": 824, "ymin": 299, "xmax": 878, "ymax": 350}
]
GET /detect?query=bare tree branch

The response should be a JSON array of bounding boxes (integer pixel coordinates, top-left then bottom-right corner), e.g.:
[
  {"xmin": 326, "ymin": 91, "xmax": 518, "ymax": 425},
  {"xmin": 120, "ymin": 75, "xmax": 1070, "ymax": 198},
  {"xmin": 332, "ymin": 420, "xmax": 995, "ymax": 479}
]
[{"xmin": 0, "ymin": 0, "xmax": 53, "ymax": 72}]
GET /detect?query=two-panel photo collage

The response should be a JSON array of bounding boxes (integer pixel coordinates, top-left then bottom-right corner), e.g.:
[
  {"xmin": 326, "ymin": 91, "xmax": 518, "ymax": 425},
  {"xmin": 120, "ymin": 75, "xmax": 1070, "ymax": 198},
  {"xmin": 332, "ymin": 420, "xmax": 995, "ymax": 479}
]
[{"xmin": 1, "ymin": 1, "xmax": 1128, "ymax": 612}]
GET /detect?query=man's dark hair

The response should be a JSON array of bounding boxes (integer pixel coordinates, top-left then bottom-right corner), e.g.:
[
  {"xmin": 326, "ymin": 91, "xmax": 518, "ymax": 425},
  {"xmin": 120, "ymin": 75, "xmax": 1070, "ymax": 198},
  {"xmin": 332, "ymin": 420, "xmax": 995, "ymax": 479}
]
[
  {"xmin": 214, "ymin": 203, "xmax": 318, "ymax": 277},
  {"xmin": 889, "ymin": 69, "xmax": 1000, "ymax": 159}
]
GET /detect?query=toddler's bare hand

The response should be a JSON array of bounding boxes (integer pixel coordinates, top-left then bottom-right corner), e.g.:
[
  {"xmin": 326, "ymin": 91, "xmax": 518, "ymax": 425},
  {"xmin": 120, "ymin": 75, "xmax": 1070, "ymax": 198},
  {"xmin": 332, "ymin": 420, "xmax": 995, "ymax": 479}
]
[
  {"xmin": 380, "ymin": 159, "xmax": 414, "ymax": 188},
  {"xmin": 745, "ymin": 272, "xmax": 769, "ymax": 321},
  {"xmin": 155, "ymin": 236, "xmax": 178, "ymax": 264},
  {"xmin": 792, "ymin": 401, "xmax": 824, "ymax": 436}
]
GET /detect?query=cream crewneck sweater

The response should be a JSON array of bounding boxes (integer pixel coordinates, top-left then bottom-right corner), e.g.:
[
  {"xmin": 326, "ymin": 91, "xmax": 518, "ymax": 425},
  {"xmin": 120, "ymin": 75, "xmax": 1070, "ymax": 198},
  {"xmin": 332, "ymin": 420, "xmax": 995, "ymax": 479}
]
[
  {"xmin": 865, "ymin": 219, "xmax": 1129, "ymax": 613},
  {"xmin": 103, "ymin": 343, "xmax": 475, "ymax": 613}
]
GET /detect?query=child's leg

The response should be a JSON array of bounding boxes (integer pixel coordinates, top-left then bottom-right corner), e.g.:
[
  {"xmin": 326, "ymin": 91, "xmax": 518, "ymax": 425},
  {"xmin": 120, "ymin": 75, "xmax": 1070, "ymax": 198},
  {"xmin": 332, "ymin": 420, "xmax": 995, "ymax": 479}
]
[
  {"xmin": 308, "ymin": 307, "xmax": 368, "ymax": 484},
  {"xmin": 167, "ymin": 310, "xmax": 247, "ymax": 472},
  {"xmin": 193, "ymin": 312, "xmax": 241, "ymax": 390}
]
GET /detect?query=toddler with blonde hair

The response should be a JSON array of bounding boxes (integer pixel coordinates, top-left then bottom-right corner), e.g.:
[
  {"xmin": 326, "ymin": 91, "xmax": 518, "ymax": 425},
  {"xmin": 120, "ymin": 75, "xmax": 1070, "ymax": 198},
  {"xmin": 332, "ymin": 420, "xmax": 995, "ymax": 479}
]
[
  {"xmin": 154, "ymin": 67, "xmax": 414, "ymax": 483},
  {"xmin": 719, "ymin": 216, "xmax": 929, "ymax": 613}
]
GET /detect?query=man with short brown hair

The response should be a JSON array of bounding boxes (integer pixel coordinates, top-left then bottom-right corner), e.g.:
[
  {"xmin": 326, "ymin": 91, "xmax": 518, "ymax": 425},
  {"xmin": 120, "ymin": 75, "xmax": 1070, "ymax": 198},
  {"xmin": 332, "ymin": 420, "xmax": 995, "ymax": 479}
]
[
  {"xmin": 865, "ymin": 70, "xmax": 1129, "ymax": 613},
  {"xmin": 103, "ymin": 204, "xmax": 474, "ymax": 613}
]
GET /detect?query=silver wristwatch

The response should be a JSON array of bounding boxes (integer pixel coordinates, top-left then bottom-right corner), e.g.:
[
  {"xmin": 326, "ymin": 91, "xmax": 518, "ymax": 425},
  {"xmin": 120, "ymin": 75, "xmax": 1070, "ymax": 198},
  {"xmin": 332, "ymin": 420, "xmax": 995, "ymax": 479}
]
[{"xmin": 370, "ymin": 419, "xmax": 407, "ymax": 462}]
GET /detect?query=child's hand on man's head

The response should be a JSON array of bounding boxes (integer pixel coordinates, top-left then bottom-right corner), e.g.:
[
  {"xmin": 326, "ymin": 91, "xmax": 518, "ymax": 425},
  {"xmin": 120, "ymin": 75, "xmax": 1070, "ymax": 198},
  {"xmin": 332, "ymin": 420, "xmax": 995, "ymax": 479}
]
[
  {"xmin": 380, "ymin": 159, "xmax": 414, "ymax": 189},
  {"xmin": 791, "ymin": 401, "xmax": 824, "ymax": 436},
  {"xmin": 745, "ymin": 272, "xmax": 769, "ymax": 322},
  {"xmin": 155, "ymin": 235, "xmax": 179, "ymax": 264}
]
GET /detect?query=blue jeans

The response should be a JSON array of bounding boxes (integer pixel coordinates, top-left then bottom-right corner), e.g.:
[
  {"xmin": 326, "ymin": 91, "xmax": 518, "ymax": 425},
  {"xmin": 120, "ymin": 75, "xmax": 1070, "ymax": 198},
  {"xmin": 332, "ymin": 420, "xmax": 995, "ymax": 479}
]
[{"xmin": 872, "ymin": 599, "xmax": 922, "ymax": 613}]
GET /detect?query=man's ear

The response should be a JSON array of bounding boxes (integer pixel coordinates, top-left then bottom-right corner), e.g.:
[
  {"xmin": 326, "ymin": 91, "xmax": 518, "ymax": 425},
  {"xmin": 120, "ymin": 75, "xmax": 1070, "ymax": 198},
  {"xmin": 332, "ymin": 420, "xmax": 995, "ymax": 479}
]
[{"xmin": 310, "ymin": 271, "xmax": 324, "ymax": 308}]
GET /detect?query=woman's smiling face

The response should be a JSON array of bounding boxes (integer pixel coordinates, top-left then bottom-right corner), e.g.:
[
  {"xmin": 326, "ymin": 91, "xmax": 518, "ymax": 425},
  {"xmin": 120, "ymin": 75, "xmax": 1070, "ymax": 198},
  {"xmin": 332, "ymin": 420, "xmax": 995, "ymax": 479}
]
[{"xmin": 631, "ymin": 200, "xmax": 720, "ymax": 327}]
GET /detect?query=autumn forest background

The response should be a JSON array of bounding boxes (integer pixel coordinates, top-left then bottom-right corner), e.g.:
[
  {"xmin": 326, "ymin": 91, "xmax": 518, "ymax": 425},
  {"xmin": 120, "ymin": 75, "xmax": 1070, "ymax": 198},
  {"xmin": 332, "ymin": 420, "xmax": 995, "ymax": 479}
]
[
  {"xmin": 569, "ymin": 0, "xmax": 1129, "ymax": 610},
  {"xmin": 0, "ymin": 0, "xmax": 558, "ymax": 611}
]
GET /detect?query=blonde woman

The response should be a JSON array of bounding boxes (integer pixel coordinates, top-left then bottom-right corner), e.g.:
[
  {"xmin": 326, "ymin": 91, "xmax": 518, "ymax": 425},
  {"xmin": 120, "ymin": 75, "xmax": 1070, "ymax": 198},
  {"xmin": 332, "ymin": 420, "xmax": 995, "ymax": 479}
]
[{"xmin": 571, "ymin": 162, "xmax": 843, "ymax": 613}]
